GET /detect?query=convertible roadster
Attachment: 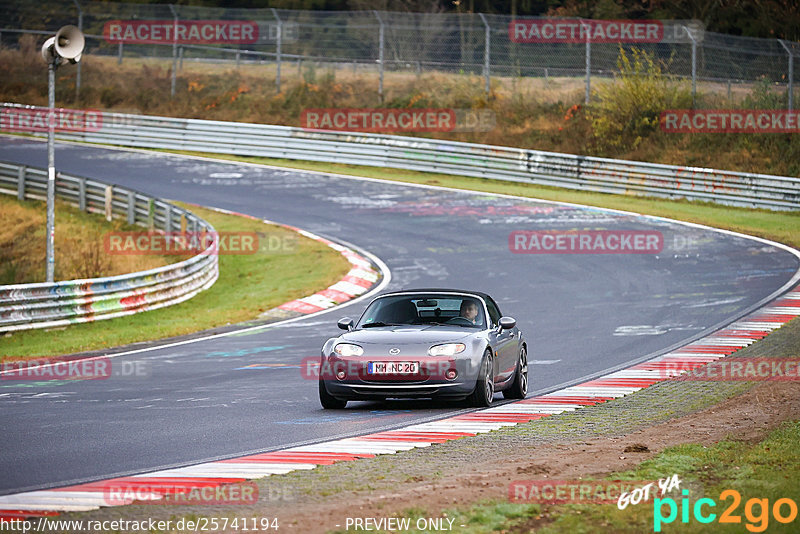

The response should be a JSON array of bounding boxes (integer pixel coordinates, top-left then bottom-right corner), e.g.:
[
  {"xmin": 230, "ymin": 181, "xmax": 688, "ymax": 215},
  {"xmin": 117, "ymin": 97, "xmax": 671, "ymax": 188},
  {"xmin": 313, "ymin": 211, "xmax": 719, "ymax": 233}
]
[{"xmin": 318, "ymin": 289, "xmax": 527, "ymax": 408}]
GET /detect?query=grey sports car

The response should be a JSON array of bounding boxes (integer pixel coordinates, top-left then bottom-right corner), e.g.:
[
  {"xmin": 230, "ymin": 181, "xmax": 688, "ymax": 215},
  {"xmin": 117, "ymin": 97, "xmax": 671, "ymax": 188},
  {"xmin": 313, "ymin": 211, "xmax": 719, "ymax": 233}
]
[{"xmin": 319, "ymin": 289, "xmax": 527, "ymax": 409}]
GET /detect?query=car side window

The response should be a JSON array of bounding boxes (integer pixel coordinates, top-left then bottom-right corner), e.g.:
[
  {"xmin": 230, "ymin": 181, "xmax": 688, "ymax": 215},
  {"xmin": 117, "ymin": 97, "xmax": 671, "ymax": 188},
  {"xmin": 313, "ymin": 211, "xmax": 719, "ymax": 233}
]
[{"xmin": 485, "ymin": 300, "xmax": 500, "ymax": 328}]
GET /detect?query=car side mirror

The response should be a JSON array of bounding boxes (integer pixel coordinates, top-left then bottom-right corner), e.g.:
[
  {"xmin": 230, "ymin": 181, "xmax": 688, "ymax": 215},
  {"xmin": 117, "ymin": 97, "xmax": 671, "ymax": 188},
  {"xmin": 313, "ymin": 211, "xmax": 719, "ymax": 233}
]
[
  {"xmin": 337, "ymin": 317, "xmax": 354, "ymax": 331},
  {"xmin": 499, "ymin": 316, "xmax": 516, "ymax": 330}
]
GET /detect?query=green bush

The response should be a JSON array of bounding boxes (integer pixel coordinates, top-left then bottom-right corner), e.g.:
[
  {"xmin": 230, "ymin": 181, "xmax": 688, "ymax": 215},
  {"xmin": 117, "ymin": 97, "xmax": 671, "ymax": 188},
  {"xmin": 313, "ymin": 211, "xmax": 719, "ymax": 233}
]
[
  {"xmin": 741, "ymin": 75, "xmax": 785, "ymax": 109},
  {"xmin": 587, "ymin": 47, "xmax": 692, "ymax": 151}
]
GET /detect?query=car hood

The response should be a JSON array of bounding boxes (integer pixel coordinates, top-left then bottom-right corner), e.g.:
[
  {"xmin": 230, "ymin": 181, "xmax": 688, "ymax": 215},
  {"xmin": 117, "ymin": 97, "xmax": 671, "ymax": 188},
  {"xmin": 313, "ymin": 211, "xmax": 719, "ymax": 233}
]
[{"xmin": 339, "ymin": 326, "xmax": 474, "ymax": 345}]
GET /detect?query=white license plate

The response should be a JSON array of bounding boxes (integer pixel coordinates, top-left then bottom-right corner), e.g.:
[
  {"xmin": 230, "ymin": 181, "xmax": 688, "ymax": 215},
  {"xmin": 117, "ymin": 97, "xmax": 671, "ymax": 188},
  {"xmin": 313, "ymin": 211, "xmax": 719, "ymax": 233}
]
[{"xmin": 368, "ymin": 361, "xmax": 420, "ymax": 374}]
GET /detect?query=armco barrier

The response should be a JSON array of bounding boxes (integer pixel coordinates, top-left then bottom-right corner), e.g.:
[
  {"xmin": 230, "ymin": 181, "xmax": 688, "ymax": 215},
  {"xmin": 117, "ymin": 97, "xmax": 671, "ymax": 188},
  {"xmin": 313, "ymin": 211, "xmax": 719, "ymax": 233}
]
[
  {"xmin": 0, "ymin": 161, "xmax": 219, "ymax": 332},
  {"xmin": 2, "ymin": 103, "xmax": 798, "ymax": 210}
]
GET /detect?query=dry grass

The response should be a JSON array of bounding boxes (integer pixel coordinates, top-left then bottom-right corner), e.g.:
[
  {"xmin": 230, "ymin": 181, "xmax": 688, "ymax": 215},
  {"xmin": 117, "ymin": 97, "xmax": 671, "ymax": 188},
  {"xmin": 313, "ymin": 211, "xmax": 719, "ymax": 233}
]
[
  {"xmin": 1, "ymin": 37, "xmax": 797, "ymax": 177},
  {"xmin": 0, "ymin": 195, "xmax": 174, "ymax": 284}
]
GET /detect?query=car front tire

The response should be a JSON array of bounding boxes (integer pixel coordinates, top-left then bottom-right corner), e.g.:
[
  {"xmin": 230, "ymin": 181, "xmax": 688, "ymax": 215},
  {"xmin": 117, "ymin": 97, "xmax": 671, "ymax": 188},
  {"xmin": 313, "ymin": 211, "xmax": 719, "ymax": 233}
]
[
  {"xmin": 503, "ymin": 345, "xmax": 528, "ymax": 400},
  {"xmin": 467, "ymin": 349, "xmax": 494, "ymax": 407},
  {"xmin": 319, "ymin": 378, "xmax": 347, "ymax": 409}
]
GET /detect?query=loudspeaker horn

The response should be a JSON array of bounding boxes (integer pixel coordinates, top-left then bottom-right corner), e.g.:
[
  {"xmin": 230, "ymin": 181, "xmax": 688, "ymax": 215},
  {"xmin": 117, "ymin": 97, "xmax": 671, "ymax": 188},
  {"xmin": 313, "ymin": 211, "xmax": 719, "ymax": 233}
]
[
  {"xmin": 54, "ymin": 25, "xmax": 85, "ymax": 63},
  {"xmin": 41, "ymin": 36, "xmax": 56, "ymax": 62}
]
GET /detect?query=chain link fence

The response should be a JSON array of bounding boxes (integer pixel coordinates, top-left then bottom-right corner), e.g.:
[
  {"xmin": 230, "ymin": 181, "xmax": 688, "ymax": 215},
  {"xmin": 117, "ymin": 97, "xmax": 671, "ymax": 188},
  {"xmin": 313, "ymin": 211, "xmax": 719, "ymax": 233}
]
[{"xmin": 1, "ymin": 0, "xmax": 798, "ymax": 108}]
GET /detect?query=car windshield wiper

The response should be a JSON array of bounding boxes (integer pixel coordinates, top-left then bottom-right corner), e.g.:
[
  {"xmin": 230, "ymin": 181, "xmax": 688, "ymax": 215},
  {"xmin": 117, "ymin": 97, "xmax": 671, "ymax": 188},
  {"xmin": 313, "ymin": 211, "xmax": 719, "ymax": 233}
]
[{"xmin": 361, "ymin": 322, "xmax": 400, "ymax": 328}]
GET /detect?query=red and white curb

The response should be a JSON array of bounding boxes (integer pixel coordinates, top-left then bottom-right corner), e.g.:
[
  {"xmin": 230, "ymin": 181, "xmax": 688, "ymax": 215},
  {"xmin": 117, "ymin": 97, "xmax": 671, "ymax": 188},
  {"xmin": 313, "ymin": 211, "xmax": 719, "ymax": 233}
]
[
  {"xmin": 2, "ymin": 285, "xmax": 798, "ymax": 522},
  {"xmin": 275, "ymin": 227, "xmax": 379, "ymax": 315},
  {"xmin": 184, "ymin": 205, "xmax": 380, "ymax": 315}
]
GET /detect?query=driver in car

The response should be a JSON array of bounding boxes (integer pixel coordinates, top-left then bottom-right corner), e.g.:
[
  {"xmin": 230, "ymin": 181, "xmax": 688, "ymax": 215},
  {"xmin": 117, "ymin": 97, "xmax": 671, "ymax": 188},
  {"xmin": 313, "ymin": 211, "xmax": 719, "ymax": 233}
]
[{"xmin": 458, "ymin": 300, "xmax": 479, "ymax": 325}]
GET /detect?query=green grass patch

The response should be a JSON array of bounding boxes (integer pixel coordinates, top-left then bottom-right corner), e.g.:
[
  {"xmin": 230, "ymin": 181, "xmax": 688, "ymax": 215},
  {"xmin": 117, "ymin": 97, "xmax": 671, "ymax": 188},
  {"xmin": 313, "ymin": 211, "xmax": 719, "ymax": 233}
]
[
  {"xmin": 163, "ymin": 150, "xmax": 800, "ymax": 251},
  {"xmin": 435, "ymin": 420, "xmax": 800, "ymax": 534},
  {"xmin": 0, "ymin": 202, "xmax": 351, "ymax": 358}
]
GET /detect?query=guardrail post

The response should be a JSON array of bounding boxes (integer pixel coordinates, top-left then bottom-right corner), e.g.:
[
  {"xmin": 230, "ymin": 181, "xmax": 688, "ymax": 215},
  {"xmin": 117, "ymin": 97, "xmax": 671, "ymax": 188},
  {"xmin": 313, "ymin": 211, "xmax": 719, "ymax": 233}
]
[
  {"xmin": 78, "ymin": 177, "xmax": 86, "ymax": 211},
  {"xmin": 148, "ymin": 198, "xmax": 155, "ymax": 229},
  {"xmin": 779, "ymin": 40, "xmax": 794, "ymax": 111},
  {"xmin": 479, "ymin": 13, "xmax": 491, "ymax": 97},
  {"xmin": 165, "ymin": 203, "xmax": 172, "ymax": 233},
  {"xmin": 118, "ymin": 42, "xmax": 123, "ymax": 65},
  {"xmin": 17, "ymin": 166, "xmax": 25, "ymax": 201},
  {"xmin": 271, "ymin": 8, "xmax": 282, "ymax": 93},
  {"xmin": 127, "ymin": 190, "xmax": 135, "ymax": 224},
  {"xmin": 373, "ymin": 11, "xmax": 385, "ymax": 101},
  {"xmin": 104, "ymin": 185, "xmax": 113, "ymax": 221},
  {"xmin": 236, "ymin": 50, "xmax": 241, "ymax": 68}
]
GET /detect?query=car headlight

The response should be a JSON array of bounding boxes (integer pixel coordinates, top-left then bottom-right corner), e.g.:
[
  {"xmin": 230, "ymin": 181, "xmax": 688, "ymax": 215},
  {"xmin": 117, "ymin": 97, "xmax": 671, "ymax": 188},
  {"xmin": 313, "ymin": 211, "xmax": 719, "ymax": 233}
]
[
  {"xmin": 334, "ymin": 343, "xmax": 364, "ymax": 357},
  {"xmin": 428, "ymin": 343, "xmax": 466, "ymax": 356}
]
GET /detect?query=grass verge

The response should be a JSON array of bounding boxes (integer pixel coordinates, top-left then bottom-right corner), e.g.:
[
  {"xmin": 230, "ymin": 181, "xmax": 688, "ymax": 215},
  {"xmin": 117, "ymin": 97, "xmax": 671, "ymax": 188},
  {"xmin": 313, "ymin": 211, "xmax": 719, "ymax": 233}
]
[
  {"xmin": 0, "ymin": 202, "xmax": 351, "ymax": 359},
  {"xmin": 0, "ymin": 194, "xmax": 172, "ymax": 284},
  {"xmin": 440, "ymin": 420, "xmax": 800, "ymax": 534},
  {"xmin": 163, "ymin": 150, "xmax": 800, "ymax": 250}
]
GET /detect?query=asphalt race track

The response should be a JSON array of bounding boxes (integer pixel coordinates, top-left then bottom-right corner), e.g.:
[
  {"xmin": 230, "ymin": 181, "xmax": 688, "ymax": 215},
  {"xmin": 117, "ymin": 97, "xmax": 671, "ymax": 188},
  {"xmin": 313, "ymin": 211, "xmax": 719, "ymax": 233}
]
[{"xmin": 1, "ymin": 137, "xmax": 798, "ymax": 495}]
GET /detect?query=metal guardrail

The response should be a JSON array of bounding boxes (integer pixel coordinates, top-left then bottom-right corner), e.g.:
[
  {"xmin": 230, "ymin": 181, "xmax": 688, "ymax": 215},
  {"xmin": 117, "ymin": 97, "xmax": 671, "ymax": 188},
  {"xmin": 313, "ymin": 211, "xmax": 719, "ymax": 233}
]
[
  {"xmin": 2, "ymin": 103, "xmax": 797, "ymax": 210},
  {"xmin": 0, "ymin": 159, "xmax": 219, "ymax": 332}
]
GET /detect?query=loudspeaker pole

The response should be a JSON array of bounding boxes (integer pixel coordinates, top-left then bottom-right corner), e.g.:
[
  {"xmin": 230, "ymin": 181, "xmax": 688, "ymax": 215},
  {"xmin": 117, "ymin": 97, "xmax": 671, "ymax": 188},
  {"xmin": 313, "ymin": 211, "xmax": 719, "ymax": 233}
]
[
  {"xmin": 41, "ymin": 25, "xmax": 84, "ymax": 283},
  {"xmin": 46, "ymin": 57, "xmax": 56, "ymax": 282}
]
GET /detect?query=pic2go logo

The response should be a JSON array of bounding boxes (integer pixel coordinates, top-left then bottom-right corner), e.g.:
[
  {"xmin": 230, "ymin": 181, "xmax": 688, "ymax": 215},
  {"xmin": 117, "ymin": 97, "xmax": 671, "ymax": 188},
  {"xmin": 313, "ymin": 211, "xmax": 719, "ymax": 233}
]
[{"xmin": 654, "ymin": 489, "xmax": 798, "ymax": 532}]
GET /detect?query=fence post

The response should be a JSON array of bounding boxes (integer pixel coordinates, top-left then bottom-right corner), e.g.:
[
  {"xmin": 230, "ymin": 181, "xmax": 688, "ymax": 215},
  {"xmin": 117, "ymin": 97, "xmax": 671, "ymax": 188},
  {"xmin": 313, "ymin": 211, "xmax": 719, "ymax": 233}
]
[
  {"xmin": 479, "ymin": 13, "xmax": 491, "ymax": 97},
  {"xmin": 72, "ymin": 0, "xmax": 83, "ymax": 101},
  {"xmin": 778, "ymin": 40, "xmax": 794, "ymax": 111},
  {"xmin": 583, "ymin": 19, "xmax": 591, "ymax": 104},
  {"xmin": 178, "ymin": 46, "xmax": 183, "ymax": 70},
  {"xmin": 271, "ymin": 8, "xmax": 282, "ymax": 93},
  {"xmin": 373, "ymin": 10, "xmax": 385, "ymax": 101},
  {"xmin": 683, "ymin": 25, "xmax": 697, "ymax": 109},
  {"xmin": 17, "ymin": 166, "xmax": 25, "ymax": 201},
  {"xmin": 169, "ymin": 4, "xmax": 178, "ymax": 98},
  {"xmin": 118, "ymin": 42, "xmax": 123, "ymax": 64},
  {"xmin": 78, "ymin": 177, "xmax": 86, "ymax": 211}
]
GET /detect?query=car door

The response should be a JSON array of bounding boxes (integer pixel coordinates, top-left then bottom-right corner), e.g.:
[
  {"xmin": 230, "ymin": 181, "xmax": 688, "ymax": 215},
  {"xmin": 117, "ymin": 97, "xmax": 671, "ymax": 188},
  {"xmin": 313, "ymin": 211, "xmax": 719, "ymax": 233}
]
[{"xmin": 485, "ymin": 298, "xmax": 517, "ymax": 384}]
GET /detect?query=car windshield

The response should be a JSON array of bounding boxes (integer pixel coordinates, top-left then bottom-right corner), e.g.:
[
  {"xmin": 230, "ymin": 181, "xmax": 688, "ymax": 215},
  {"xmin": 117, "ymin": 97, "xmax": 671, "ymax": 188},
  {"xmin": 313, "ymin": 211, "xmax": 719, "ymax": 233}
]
[{"xmin": 357, "ymin": 294, "xmax": 486, "ymax": 329}]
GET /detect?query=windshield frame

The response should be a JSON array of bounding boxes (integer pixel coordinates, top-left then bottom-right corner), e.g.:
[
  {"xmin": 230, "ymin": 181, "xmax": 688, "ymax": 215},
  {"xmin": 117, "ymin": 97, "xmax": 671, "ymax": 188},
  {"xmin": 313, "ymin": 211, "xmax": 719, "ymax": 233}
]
[{"xmin": 355, "ymin": 291, "xmax": 490, "ymax": 330}]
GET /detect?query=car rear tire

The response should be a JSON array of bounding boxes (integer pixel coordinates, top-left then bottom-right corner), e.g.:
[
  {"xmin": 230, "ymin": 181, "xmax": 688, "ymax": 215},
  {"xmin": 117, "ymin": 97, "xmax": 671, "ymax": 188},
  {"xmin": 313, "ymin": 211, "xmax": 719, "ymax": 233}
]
[
  {"xmin": 319, "ymin": 379, "xmax": 347, "ymax": 409},
  {"xmin": 503, "ymin": 345, "xmax": 528, "ymax": 399},
  {"xmin": 467, "ymin": 350, "xmax": 494, "ymax": 407}
]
